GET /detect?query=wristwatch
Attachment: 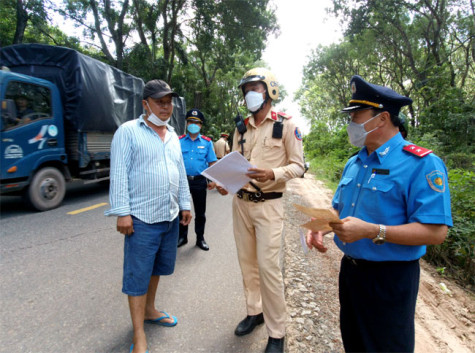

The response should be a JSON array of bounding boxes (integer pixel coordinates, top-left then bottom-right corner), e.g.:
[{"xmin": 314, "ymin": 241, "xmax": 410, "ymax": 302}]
[{"xmin": 372, "ymin": 224, "xmax": 386, "ymax": 245}]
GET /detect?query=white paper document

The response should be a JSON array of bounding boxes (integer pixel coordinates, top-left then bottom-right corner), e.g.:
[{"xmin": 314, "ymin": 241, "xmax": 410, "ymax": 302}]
[{"xmin": 201, "ymin": 151, "xmax": 254, "ymax": 194}]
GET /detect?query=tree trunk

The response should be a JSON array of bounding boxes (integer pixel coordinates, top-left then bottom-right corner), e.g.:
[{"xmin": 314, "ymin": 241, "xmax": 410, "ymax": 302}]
[{"xmin": 13, "ymin": 0, "xmax": 29, "ymax": 44}]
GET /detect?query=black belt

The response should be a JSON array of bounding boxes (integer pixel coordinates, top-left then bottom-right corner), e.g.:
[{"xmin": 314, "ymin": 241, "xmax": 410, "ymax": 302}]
[
  {"xmin": 344, "ymin": 255, "xmax": 418, "ymax": 266},
  {"xmin": 187, "ymin": 175, "xmax": 205, "ymax": 180},
  {"xmin": 236, "ymin": 189, "xmax": 283, "ymax": 202}
]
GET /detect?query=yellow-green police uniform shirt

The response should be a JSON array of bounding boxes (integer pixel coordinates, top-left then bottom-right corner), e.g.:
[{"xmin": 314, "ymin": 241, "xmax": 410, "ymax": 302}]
[{"xmin": 232, "ymin": 109, "xmax": 305, "ymax": 192}]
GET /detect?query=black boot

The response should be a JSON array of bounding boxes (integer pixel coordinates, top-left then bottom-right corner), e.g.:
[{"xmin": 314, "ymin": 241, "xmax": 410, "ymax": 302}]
[
  {"xmin": 265, "ymin": 337, "xmax": 284, "ymax": 353},
  {"xmin": 234, "ymin": 313, "xmax": 264, "ymax": 336},
  {"xmin": 177, "ymin": 237, "xmax": 188, "ymax": 248},
  {"xmin": 196, "ymin": 239, "xmax": 209, "ymax": 251}
]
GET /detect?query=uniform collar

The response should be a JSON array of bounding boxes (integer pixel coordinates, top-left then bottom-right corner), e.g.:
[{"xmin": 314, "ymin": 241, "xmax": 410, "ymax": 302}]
[
  {"xmin": 361, "ymin": 133, "xmax": 405, "ymax": 164},
  {"xmin": 248, "ymin": 109, "xmax": 275, "ymax": 128},
  {"xmin": 184, "ymin": 133, "xmax": 202, "ymax": 141}
]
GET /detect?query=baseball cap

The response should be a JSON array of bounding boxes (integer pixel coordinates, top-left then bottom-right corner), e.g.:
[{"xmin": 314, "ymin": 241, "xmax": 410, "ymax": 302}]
[{"xmin": 143, "ymin": 79, "xmax": 179, "ymax": 100}]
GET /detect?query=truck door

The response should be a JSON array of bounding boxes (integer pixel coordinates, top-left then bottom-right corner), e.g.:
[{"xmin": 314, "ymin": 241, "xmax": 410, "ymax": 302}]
[{"xmin": 1, "ymin": 80, "xmax": 58, "ymax": 181}]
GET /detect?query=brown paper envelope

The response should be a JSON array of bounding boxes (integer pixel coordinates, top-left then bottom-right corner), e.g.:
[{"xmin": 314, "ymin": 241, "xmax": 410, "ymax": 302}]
[
  {"xmin": 293, "ymin": 203, "xmax": 343, "ymax": 223},
  {"xmin": 301, "ymin": 220, "xmax": 333, "ymax": 232}
]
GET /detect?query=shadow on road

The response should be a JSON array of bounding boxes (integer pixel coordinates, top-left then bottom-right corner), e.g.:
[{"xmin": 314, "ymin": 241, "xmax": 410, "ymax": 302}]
[{"xmin": 0, "ymin": 181, "xmax": 110, "ymax": 218}]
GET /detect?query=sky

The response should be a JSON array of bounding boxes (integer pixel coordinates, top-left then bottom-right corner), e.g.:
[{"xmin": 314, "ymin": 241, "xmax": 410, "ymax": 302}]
[{"xmin": 262, "ymin": 0, "xmax": 343, "ymax": 134}]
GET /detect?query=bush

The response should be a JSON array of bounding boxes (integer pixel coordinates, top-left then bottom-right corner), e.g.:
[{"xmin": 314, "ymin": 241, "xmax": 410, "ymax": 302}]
[
  {"xmin": 304, "ymin": 124, "xmax": 357, "ymax": 189},
  {"xmin": 444, "ymin": 152, "xmax": 474, "ymax": 170},
  {"xmin": 425, "ymin": 168, "xmax": 475, "ymax": 285}
]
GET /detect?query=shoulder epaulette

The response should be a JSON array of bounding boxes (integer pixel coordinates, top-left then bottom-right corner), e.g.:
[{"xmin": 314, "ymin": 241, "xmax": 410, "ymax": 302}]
[
  {"xmin": 403, "ymin": 144, "xmax": 433, "ymax": 157},
  {"xmin": 178, "ymin": 134, "xmax": 186, "ymax": 139},
  {"xmin": 277, "ymin": 111, "xmax": 292, "ymax": 120},
  {"xmin": 201, "ymin": 135, "xmax": 212, "ymax": 142}
]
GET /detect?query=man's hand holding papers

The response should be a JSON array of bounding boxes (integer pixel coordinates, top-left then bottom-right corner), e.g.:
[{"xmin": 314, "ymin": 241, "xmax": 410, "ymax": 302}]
[{"xmin": 201, "ymin": 151, "xmax": 255, "ymax": 194}]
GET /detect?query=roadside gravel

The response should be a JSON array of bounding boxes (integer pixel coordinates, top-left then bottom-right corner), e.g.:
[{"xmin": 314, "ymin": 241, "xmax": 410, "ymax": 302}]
[{"xmin": 282, "ymin": 176, "xmax": 343, "ymax": 353}]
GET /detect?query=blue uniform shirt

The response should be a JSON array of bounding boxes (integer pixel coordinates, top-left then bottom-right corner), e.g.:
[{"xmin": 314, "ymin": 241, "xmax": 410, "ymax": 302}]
[
  {"xmin": 332, "ymin": 133, "xmax": 452, "ymax": 261},
  {"xmin": 179, "ymin": 134, "xmax": 217, "ymax": 176}
]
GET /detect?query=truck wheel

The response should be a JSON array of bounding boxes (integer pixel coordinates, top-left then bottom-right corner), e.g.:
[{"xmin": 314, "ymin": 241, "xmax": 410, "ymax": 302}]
[{"xmin": 26, "ymin": 167, "xmax": 66, "ymax": 211}]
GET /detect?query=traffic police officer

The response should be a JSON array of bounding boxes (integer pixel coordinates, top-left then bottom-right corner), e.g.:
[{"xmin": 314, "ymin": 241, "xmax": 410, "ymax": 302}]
[
  {"xmin": 178, "ymin": 109, "xmax": 217, "ymax": 251},
  {"xmin": 218, "ymin": 68, "xmax": 304, "ymax": 353},
  {"xmin": 214, "ymin": 132, "xmax": 230, "ymax": 159},
  {"xmin": 306, "ymin": 75, "xmax": 452, "ymax": 353}
]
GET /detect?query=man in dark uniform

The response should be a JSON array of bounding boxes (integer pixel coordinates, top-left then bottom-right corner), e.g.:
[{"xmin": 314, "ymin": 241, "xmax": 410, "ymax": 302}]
[
  {"xmin": 306, "ymin": 76, "xmax": 452, "ymax": 353},
  {"xmin": 178, "ymin": 109, "xmax": 217, "ymax": 251}
]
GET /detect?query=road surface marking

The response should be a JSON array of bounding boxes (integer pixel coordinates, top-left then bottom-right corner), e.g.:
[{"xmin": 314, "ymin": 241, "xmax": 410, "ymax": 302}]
[{"xmin": 67, "ymin": 202, "xmax": 108, "ymax": 215}]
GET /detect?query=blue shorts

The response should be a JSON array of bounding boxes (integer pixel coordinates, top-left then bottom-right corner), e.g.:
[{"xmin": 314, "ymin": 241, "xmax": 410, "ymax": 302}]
[{"xmin": 122, "ymin": 216, "xmax": 179, "ymax": 296}]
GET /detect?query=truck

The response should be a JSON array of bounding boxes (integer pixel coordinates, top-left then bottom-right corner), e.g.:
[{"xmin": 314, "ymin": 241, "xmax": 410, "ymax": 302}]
[{"xmin": 0, "ymin": 44, "xmax": 186, "ymax": 211}]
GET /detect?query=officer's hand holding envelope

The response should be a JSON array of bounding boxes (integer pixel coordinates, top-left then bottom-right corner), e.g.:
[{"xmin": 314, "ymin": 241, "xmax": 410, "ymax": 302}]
[{"xmin": 293, "ymin": 203, "xmax": 343, "ymax": 232}]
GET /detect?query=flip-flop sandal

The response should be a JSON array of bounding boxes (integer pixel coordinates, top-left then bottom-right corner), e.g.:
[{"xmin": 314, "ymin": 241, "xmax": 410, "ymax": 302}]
[
  {"xmin": 144, "ymin": 311, "xmax": 178, "ymax": 327},
  {"xmin": 130, "ymin": 343, "xmax": 149, "ymax": 353}
]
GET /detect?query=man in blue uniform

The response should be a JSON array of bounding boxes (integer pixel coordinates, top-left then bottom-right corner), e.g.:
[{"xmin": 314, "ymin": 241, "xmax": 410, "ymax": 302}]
[
  {"xmin": 178, "ymin": 109, "xmax": 217, "ymax": 251},
  {"xmin": 306, "ymin": 76, "xmax": 452, "ymax": 353}
]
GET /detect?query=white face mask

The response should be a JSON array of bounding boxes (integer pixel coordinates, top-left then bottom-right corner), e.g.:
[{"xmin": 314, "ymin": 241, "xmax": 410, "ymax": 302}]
[
  {"xmin": 146, "ymin": 102, "xmax": 170, "ymax": 126},
  {"xmin": 245, "ymin": 91, "xmax": 265, "ymax": 112},
  {"xmin": 346, "ymin": 113, "xmax": 381, "ymax": 147}
]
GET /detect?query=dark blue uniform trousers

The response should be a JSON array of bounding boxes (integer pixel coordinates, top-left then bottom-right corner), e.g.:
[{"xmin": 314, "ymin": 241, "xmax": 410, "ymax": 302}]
[
  {"xmin": 339, "ymin": 255, "xmax": 420, "ymax": 353},
  {"xmin": 179, "ymin": 177, "xmax": 207, "ymax": 242}
]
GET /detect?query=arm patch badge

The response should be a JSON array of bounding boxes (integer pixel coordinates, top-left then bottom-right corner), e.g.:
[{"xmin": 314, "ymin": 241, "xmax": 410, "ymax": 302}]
[
  {"xmin": 426, "ymin": 170, "xmax": 446, "ymax": 192},
  {"xmin": 294, "ymin": 127, "xmax": 302, "ymax": 141}
]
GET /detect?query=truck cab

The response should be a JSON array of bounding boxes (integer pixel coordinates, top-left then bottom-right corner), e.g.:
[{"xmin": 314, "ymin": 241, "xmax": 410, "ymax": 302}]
[{"xmin": 1, "ymin": 70, "xmax": 67, "ymax": 210}]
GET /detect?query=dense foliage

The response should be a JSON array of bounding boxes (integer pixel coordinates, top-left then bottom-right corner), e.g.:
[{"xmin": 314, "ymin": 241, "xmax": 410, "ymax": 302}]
[
  {"xmin": 425, "ymin": 169, "xmax": 475, "ymax": 284},
  {"xmin": 1, "ymin": 0, "xmax": 278, "ymax": 139},
  {"xmin": 298, "ymin": 0, "xmax": 474, "ymax": 286}
]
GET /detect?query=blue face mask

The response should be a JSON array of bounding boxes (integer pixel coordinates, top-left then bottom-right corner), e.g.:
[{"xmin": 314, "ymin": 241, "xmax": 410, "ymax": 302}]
[{"xmin": 187, "ymin": 123, "xmax": 201, "ymax": 134}]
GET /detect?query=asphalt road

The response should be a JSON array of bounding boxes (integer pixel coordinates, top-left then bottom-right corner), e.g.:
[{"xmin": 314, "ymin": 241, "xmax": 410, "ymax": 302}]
[{"xmin": 0, "ymin": 183, "xmax": 269, "ymax": 353}]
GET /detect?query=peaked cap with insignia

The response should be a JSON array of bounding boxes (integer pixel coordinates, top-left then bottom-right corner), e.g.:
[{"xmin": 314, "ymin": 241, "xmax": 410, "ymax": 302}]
[
  {"xmin": 342, "ymin": 75, "xmax": 413, "ymax": 116},
  {"xmin": 186, "ymin": 109, "xmax": 205, "ymax": 123}
]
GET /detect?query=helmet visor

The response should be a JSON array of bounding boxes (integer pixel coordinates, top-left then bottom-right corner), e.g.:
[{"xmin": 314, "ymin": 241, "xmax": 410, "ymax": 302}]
[{"xmin": 238, "ymin": 75, "xmax": 266, "ymax": 88}]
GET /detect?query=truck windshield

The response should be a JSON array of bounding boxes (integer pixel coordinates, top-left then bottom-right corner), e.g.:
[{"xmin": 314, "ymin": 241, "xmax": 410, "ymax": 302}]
[{"xmin": 2, "ymin": 81, "xmax": 52, "ymax": 131}]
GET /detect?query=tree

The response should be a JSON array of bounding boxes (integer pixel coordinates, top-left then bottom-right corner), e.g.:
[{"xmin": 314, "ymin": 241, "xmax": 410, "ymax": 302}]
[
  {"xmin": 180, "ymin": 0, "xmax": 278, "ymax": 133},
  {"xmin": 0, "ymin": 0, "xmax": 51, "ymax": 46},
  {"xmin": 299, "ymin": 0, "xmax": 474, "ymax": 154},
  {"xmin": 0, "ymin": 0, "xmax": 84, "ymax": 48},
  {"xmin": 61, "ymin": 0, "xmax": 132, "ymax": 68},
  {"xmin": 13, "ymin": 0, "xmax": 49, "ymax": 44},
  {"xmin": 329, "ymin": 0, "xmax": 474, "ymax": 125}
]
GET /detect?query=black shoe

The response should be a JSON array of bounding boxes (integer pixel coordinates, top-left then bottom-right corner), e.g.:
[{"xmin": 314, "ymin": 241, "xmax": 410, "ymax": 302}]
[
  {"xmin": 196, "ymin": 239, "xmax": 209, "ymax": 251},
  {"xmin": 177, "ymin": 237, "xmax": 188, "ymax": 248},
  {"xmin": 234, "ymin": 313, "xmax": 264, "ymax": 336},
  {"xmin": 265, "ymin": 337, "xmax": 285, "ymax": 353}
]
